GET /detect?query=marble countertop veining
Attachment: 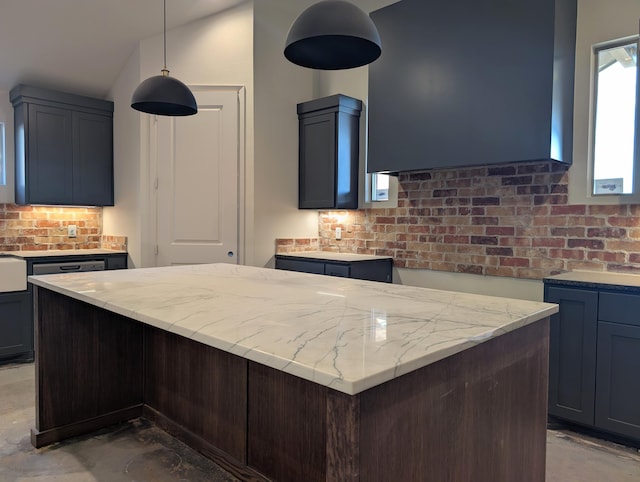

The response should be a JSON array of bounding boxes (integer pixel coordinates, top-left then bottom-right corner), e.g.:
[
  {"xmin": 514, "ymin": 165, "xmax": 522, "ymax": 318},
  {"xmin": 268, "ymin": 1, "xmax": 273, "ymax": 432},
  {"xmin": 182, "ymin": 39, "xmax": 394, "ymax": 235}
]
[{"xmin": 29, "ymin": 264, "xmax": 557, "ymax": 395}]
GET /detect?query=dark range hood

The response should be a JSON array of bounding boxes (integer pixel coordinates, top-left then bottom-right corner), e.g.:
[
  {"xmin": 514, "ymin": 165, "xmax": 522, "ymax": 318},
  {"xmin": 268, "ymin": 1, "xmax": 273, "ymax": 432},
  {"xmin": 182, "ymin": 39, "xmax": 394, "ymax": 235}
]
[{"xmin": 367, "ymin": 0, "xmax": 577, "ymax": 174}]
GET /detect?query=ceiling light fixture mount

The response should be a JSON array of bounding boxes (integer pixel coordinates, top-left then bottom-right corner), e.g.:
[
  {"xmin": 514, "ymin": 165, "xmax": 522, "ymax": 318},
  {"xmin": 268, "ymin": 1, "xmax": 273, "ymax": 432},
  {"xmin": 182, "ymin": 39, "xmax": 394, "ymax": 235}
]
[
  {"xmin": 131, "ymin": 0, "xmax": 197, "ymax": 116},
  {"xmin": 284, "ymin": 0, "xmax": 382, "ymax": 70}
]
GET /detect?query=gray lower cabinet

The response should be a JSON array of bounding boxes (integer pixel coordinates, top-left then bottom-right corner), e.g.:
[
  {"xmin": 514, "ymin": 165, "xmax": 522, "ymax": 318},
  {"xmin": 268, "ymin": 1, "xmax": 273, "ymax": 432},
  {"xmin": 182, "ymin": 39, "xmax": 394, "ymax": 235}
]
[
  {"xmin": 0, "ymin": 291, "xmax": 32, "ymax": 362},
  {"xmin": 545, "ymin": 286, "xmax": 597, "ymax": 425},
  {"xmin": 275, "ymin": 255, "xmax": 392, "ymax": 283},
  {"xmin": 544, "ymin": 282, "xmax": 640, "ymax": 442}
]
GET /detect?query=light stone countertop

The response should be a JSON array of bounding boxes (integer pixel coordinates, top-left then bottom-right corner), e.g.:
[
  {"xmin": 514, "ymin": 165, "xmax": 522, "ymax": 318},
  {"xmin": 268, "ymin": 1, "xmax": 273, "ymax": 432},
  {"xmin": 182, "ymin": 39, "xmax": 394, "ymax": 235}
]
[
  {"xmin": 545, "ymin": 270, "xmax": 640, "ymax": 288},
  {"xmin": 276, "ymin": 251, "xmax": 392, "ymax": 262},
  {"xmin": 0, "ymin": 249, "xmax": 127, "ymax": 258},
  {"xmin": 29, "ymin": 263, "xmax": 557, "ymax": 395}
]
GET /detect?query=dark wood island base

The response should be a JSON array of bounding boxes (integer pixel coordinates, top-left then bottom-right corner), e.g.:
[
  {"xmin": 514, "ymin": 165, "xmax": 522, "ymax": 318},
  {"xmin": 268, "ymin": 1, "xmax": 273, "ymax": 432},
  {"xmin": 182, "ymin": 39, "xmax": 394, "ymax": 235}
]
[{"xmin": 33, "ymin": 286, "xmax": 550, "ymax": 482}]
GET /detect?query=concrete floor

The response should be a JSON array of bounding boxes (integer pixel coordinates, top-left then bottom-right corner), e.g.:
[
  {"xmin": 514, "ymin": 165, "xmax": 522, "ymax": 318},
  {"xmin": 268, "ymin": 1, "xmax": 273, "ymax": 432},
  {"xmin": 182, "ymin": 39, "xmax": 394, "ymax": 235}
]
[{"xmin": 1, "ymin": 363, "xmax": 639, "ymax": 481}]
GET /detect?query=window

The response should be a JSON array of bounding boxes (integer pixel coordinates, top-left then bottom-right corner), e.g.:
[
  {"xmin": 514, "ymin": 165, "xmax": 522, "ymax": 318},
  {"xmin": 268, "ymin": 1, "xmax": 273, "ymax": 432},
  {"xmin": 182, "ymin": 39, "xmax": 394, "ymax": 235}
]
[
  {"xmin": 592, "ymin": 37, "xmax": 639, "ymax": 195},
  {"xmin": 0, "ymin": 122, "xmax": 5, "ymax": 186},
  {"xmin": 371, "ymin": 172, "xmax": 389, "ymax": 201}
]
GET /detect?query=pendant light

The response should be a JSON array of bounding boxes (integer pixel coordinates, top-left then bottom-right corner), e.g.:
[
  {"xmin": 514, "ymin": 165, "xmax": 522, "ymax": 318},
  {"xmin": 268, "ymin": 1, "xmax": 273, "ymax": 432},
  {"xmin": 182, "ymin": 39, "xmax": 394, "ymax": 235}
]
[
  {"xmin": 131, "ymin": 0, "xmax": 197, "ymax": 116},
  {"xmin": 284, "ymin": 0, "xmax": 382, "ymax": 70}
]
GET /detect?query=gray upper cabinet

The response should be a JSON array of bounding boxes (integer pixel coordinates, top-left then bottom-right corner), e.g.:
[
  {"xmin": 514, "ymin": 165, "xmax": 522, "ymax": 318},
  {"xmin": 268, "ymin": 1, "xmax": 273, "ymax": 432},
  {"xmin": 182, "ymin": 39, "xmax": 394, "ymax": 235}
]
[
  {"xmin": 10, "ymin": 85, "xmax": 114, "ymax": 206},
  {"xmin": 368, "ymin": 0, "xmax": 577, "ymax": 173},
  {"xmin": 297, "ymin": 94, "xmax": 362, "ymax": 209}
]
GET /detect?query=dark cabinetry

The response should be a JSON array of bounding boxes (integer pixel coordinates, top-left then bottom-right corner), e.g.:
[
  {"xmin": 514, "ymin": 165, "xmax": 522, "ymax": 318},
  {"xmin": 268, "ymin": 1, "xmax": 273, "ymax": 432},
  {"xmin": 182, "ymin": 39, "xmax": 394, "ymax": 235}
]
[
  {"xmin": 544, "ymin": 281, "xmax": 640, "ymax": 442},
  {"xmin": 297, "ymin": 94, "xmax": 362, "ymax": 209},
  {"xmin": 275, "ymin": 254, "xmax": 392, "ymax": 283},
  {"xmin": 10, "ymin": 85, "xmax": 114, "ymax": 206},
  {"xmin": 0, "ymin": 291, "xmax": 32, "ymax": 362},
  {"xmin": 545, "ymin": 287, "xmax": 597, "ymax": 425},
  {"xmin": 368, "ymin": 0, "xmax": 576, "ymax": 173}
]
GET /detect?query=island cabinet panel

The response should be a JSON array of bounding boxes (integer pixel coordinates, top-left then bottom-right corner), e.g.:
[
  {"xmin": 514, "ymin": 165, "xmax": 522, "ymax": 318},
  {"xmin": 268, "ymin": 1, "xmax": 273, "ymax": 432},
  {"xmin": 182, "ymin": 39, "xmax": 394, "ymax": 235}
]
[
  {"xmin": 143, "ymin": 326, "xmax": 247, "ymax": 463},
  {"xmin": 32, "ymin": 287, "xmax": 143, "ymax": 447},
  {"xmin": 246, "ymin": 319, "xmax": 549, "ymax": 482},
  {"xmin": 358, "ymin": 318, "xmax": 549, "ymax": 482},
  {"xmin": 247, "ymin": 362, "xmax": 328, "ymax": 482}
]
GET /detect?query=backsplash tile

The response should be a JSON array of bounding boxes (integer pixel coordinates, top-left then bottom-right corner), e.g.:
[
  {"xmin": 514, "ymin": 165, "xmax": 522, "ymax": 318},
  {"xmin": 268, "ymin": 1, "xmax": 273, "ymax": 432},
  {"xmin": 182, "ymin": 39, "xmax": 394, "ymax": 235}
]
[
  {"xmin": 0, "ymin": 203, "xmax": 102, "ymax": 251},
  {"xmin": 275, "ymin": 237, "xmax": 319, "ymax": 254},
  {"xmin": 317, "ymin": 161, "xmax": 640, "ymax": 280}
]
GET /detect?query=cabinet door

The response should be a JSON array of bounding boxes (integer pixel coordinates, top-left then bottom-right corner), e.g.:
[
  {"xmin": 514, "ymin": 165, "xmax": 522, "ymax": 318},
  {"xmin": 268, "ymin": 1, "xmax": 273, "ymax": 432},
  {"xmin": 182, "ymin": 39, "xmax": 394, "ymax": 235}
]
[
  {"xmin": 545, "ymin": 286, "xmax": 598, "ymax": 425},
  {"xmin": 72, "ymin": 111, "xmax": 114, "ymax": 206},
  {"xmin": 299, "ymin": 112, "xmax": 336, "ymax": 209},
  {"xmin": 105, "ymin": 254, "xmax": 127, "ymax": 270},
  {"xmin": 595, "ymin": 321, "xmax": 640, "ymax": 440},
  {"xmin": 27, "ymin": 104, "xmax": 73, "ymax": 204},
  {"xmin": 0, "ymin": 292, "xmax": 32, "ymax": 360}
]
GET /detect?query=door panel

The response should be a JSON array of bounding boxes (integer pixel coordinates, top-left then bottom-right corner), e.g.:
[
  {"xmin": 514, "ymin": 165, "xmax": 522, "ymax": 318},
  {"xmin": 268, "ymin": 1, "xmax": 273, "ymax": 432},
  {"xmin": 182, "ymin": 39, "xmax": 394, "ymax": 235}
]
[{"xmin": 155, "ymin": 88, "xmax": 239, "ymax": 266}]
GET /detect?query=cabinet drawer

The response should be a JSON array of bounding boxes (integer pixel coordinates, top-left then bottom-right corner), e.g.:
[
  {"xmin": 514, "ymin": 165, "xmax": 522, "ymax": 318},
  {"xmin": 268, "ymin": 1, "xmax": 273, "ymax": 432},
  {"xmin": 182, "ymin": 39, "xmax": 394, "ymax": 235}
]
[
  {"xmin": 324, "ymin": 263, "xmax": 350, "ymax": 277},
  {"xmin": 598, "ymin": 292, "xmax": 640, "ymax": 326},
  {"xmin": 275, "ymin": 258, "xmax": 324, "ymax": 275}
]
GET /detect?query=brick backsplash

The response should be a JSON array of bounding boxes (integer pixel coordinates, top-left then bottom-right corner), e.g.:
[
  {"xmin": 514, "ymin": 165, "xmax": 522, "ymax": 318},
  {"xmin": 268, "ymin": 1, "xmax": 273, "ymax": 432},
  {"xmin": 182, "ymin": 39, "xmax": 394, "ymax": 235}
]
[
  {"xmin": 0, "ymin": 203, "xmax": 105, "ymax": 251},
  {"xmin": 276, "ymin": 237, "xmax": 319, "ymax": 253},
  {"xmin": 316, "ymin": 161, "xmax": 640, "ymax": 280}
]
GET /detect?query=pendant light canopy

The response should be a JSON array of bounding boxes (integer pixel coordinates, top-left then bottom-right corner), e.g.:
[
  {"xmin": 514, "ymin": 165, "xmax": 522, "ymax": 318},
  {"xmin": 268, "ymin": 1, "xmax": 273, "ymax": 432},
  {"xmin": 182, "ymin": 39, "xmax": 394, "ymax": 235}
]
[
  {"xmin": 131, "ymin": 0, "xmax": 197, "ymax": 116},
  {"xmin": 284, "ymin": 0, "xmax": 382, "ymax": 70}
]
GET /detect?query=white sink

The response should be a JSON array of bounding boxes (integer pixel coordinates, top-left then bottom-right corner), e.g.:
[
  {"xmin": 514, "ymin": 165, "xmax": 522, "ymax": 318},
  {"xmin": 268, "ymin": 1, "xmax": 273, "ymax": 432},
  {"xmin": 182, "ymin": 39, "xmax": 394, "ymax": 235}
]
[{"xmin": 0, "ymin": 257, "xmax": 27, "ymax": 292}]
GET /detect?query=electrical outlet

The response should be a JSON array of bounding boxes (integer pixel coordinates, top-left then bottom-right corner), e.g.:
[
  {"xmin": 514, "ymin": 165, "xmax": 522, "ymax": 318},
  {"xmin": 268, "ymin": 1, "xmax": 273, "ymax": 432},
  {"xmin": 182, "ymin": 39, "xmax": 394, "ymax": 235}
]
[
  {"xmin": 68, "ymin": 224, "xmax": 77, "ymax": 238},
  {"xmin": 336, "ymin": 227, "xmax": 342, "ymax": 240}
]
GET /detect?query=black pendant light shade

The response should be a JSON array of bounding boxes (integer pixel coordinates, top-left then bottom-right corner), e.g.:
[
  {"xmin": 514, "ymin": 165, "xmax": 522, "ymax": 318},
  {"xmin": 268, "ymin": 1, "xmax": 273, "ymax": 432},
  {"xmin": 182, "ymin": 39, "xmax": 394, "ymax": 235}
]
[
  {"xmin": 131, "ymin": 0, "xmax": 197, "ymax": 116},
  {"xmin": 131, "ymin": 69, "xmax": 197, "ymax": 116},
  {"xmin": 284, "ymin": 0, "xmax": 382, "ymax": 70}
]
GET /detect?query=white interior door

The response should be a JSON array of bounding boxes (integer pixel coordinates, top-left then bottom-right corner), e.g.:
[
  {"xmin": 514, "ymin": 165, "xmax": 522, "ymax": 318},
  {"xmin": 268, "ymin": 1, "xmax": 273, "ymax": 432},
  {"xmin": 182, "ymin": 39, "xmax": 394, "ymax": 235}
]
[{"xmin": 154, "ymin": 87, "xmax": 239, "ymax": 266}]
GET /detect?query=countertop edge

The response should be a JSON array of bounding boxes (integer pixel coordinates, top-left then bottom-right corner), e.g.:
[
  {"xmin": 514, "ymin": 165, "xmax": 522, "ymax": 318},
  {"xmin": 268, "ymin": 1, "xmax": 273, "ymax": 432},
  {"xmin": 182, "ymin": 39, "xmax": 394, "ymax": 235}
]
[{"xmin": 30, "ymin": 265, "xmax": 557, "ymax": 395}]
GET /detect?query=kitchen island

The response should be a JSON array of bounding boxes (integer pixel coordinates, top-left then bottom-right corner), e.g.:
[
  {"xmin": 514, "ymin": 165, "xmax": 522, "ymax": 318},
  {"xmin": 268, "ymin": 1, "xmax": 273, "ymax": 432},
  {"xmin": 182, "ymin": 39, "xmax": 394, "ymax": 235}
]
[{"xmin": 29, "ymin": 264, "xmax": 557, "ymax": 482}]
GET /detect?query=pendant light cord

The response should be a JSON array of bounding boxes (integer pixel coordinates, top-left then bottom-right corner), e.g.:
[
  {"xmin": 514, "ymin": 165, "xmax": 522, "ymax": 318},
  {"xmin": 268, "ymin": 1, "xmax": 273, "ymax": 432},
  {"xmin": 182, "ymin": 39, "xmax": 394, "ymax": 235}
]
[{"xmin": 163, "ymin": 0, "xmax": 167, "ymax": 70}]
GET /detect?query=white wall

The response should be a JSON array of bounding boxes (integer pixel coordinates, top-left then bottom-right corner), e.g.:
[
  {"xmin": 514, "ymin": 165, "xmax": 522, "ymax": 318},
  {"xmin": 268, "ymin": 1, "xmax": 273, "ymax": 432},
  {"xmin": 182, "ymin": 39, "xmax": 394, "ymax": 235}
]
[
  {"xmin": 104, "ymin": 50, "xmax": 142, "ymax": 267},
  {"xmin": 253, "ymin": 0, "xmax": 322, "ymax": 268},
  {"xmin": 0, "ymin": 91, "xmax": 14, "ymax": 203},
  {"xmin": 106, "ymin": 2, "xmax": 254, "ymax": 268},
  {"xmin": 569, "ymin": 0, "xmax": 640, "ymax": 205}
]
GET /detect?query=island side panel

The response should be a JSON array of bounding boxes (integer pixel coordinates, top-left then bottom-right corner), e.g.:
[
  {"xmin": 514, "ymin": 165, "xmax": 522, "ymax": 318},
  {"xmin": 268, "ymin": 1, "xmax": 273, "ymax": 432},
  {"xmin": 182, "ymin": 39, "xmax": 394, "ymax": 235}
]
[
  {"xmin": 247, "ymin": 361, "xmax": 328, "ymax": 482},
  {"xmin": 32, "ymin": 287, "xmax": 143, "ymax": 448},
  {"xmin": 143, "ymin": 326, "xmax": 248, "ymax": 464},
  {"xmin": 358, "ymin": 318, "xmax": 550, "ymax": 482}
]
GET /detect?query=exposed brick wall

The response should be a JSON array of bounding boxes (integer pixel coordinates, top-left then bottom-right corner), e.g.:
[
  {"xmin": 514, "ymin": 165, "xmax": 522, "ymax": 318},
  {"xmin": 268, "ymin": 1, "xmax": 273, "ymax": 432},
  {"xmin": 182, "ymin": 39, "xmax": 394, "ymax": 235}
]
[
  {"xmin": 317, "ymin": 161, "xmax": 640, "ymax": 280},
  {"xmin": 0, "ymin": 203, "xmax": 104, "ymax": 251},
  {"xmin": 276, "ymin": 237, "xmax": 319, "ymax": 254}
]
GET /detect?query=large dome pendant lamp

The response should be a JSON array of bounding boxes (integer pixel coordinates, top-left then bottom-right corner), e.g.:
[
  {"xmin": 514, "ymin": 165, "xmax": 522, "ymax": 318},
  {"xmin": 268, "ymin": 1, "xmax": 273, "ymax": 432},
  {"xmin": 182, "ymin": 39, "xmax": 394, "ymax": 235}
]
[
  {"xmin": 131, "ymin": 0, "xmax": 197, "ymax": 116},
  {"xmin": 284, "ymin": 0, "xmax": 382, "ymax": 70}
]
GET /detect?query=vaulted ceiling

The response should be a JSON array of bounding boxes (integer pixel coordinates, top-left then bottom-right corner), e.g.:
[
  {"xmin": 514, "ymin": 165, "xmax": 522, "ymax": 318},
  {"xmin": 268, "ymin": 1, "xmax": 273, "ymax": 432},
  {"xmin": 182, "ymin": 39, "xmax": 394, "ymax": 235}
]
[{"xmin": 0, "ymin": 0, "xmax": 247, "ymax": 98}]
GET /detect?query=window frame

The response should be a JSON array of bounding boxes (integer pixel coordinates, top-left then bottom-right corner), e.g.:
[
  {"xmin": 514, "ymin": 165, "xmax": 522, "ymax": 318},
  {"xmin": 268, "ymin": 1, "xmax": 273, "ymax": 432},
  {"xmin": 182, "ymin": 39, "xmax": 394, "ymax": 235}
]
[
  {"xmin": 590, "ymin": 35, "xmax": 640, "ymax": 197},
  {"xmin": 0, "ymin": 122, "xmax": 5, "ymax": 186}
]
